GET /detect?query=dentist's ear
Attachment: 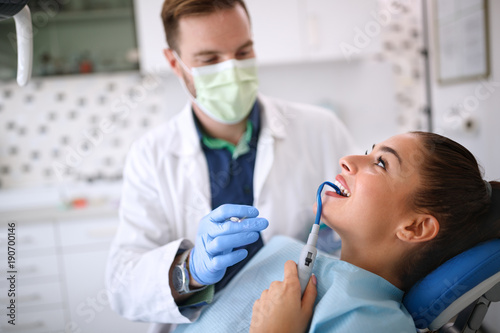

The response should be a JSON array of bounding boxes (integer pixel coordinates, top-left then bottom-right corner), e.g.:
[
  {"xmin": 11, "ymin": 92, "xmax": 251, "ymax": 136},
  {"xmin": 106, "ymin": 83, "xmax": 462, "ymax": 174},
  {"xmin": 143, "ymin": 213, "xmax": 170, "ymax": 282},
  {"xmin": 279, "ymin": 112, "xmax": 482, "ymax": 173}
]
[
  {"xmin": 163, "ymin": 48, "xmax": 183, "ymax": 78},
  {"xmin": 397, "ymin": 215, "xmax": 439, "ymax": 243}
]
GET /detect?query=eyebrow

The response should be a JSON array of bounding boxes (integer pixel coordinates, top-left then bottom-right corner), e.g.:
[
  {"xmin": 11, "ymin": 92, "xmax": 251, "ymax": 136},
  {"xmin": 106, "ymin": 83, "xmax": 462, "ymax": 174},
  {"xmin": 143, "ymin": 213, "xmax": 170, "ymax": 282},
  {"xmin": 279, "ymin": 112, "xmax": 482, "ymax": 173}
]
[
  {"xmin": 373, "ymin": 144, "xmax": 403, "ymax": 165},
  {"xmin": 193, "ymin": 40, "xmax": 254, "ymax": 57}
]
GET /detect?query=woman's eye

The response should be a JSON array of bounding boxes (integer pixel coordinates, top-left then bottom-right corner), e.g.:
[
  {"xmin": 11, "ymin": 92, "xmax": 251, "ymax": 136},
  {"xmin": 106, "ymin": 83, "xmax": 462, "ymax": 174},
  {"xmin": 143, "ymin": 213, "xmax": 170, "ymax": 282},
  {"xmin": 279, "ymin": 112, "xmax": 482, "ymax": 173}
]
[
  {"xmin": 377, "ymin": 156, "xmax": 386, "ymax": 169},
  {"xmin": 365, "ymin": 144, "xmax": 375, "ymax": 156}
]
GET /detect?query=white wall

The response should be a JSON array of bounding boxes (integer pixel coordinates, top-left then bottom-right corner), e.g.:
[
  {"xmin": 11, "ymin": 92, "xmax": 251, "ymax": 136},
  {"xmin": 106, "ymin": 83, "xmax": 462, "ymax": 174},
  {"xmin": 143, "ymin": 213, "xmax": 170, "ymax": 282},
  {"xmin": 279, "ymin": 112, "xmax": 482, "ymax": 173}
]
[{"xmin": 258, "ymin": 59, "xmax": 399, "ymax": 152}]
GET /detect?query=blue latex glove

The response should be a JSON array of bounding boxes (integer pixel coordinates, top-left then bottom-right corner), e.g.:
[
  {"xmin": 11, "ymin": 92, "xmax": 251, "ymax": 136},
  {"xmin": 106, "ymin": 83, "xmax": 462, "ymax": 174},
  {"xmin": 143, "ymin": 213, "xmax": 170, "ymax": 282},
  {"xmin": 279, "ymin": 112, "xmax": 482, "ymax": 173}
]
[{"xmin": 189, "ymin": 204, "xmax": 269, "ymax": 286}]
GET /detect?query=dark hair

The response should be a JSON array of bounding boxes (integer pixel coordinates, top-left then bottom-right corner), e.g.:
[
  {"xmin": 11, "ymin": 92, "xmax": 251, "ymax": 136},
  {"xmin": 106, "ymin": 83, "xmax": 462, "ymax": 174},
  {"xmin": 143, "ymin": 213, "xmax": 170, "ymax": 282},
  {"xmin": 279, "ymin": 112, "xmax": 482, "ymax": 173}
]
[
  {"xmin": 161, "ymin": 0, "xmax": 250, "ymax": 53},
  {"xmin": 399, "ymin": 131, "xmax": 500, "ymax": 291}
]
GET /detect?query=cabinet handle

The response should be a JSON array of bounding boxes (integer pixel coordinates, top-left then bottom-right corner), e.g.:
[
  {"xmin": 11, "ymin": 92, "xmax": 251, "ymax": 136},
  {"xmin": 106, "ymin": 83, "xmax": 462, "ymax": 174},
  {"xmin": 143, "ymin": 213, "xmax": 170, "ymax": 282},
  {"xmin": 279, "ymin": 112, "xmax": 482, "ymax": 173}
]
[
  {"xmin": 0, "ymin": 232, "xmax": 9, "ymax": 245},
  {"xmin": 0, "ymin": 293, "xmax": 40, "ymax": 304},
  {"xmin": 2, "ymin": 236, "xmax": 35, "ymax": 245},
  {"xmin": 1, "ymin": 320, "xmax": 44, "ymax": 331},
  {"xmin": 307, "ymin": 13, "xmax": 320, "ymax": 49},
  {"xmin": 19, "ymin": 236, "xmax": 35, "ymax": 245},
  {"xmin": 87, "ymin": 226, "xmax": 117, "ymax": 239},
  {"xmin": 18, "ymin": 265, "xmax": 38, "ymax": 275},
  {"xmin": 19, "ymin": 293, "xmax": 42, "ymax": 303}
]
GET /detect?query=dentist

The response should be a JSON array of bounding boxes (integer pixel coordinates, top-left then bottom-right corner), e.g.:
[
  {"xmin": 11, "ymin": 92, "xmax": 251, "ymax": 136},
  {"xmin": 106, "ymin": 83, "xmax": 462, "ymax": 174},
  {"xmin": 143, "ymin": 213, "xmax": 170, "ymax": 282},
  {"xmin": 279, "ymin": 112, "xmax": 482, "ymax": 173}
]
[{"xmin": 105, "ymin": 0, "xmax": 358, "ymax": 331}]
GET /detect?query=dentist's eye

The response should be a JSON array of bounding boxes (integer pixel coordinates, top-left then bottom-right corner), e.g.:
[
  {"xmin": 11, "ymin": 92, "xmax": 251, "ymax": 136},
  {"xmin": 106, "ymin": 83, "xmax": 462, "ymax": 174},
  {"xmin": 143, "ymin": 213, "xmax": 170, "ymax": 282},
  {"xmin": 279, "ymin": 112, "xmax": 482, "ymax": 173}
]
[
  {"xmin": 200, "ymin": 56, "xmax": 218, "ymax": 64},
  {"xmin": 237, "ymin": 50, "xmax": 250, "ymax": 57},
  {"xmin": 377, "ymin": 156, "xmax": 387, "ymax": 170}
]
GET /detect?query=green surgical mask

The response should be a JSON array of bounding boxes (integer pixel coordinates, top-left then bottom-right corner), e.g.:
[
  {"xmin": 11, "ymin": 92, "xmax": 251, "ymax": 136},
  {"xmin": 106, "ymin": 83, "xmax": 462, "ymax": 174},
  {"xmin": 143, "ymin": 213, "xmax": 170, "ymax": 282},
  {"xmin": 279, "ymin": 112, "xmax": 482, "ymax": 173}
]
[{"xmin": 174, "ymin": 52, "xmax": 259, "ymax": 124}]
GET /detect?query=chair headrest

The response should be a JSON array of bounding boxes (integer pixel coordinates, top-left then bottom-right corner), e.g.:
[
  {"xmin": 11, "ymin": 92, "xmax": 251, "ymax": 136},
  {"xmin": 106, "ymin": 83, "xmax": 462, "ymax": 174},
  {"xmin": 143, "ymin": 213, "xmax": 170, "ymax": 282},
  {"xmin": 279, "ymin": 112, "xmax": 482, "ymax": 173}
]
[{"xmin": 403, "ymin": 239, "xmax": 500, "ymax": 329}]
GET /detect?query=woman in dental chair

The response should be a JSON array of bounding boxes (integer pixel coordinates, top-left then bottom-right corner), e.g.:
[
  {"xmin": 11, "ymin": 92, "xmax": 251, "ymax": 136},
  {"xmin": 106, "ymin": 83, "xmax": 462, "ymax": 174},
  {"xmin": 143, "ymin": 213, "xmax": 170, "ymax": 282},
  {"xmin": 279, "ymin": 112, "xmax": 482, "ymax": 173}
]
[{"xmin": 173, "ymin": 132, "xmax": 500, "ymax": 333}]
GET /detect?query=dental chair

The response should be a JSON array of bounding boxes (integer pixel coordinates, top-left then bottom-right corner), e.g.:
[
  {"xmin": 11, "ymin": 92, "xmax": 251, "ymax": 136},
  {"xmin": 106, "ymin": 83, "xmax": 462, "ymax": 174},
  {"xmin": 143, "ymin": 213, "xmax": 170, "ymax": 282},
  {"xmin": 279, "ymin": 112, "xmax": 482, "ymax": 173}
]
[{"xmin": 404, "ymin": 238, "xmax": 500, "ymax": 333}]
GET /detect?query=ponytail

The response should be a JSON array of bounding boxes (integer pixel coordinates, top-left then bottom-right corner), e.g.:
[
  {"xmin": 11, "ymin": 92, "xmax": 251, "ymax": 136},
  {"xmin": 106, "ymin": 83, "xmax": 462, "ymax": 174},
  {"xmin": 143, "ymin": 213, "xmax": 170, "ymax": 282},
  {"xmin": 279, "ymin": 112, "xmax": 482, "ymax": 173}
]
[
  {"xmin": 398, "ymin": 132, "xmax": 500, "ymax": 291},
  {"xmin": 484, "ymin": 181, "xmax": 500, "ymax": 239}
]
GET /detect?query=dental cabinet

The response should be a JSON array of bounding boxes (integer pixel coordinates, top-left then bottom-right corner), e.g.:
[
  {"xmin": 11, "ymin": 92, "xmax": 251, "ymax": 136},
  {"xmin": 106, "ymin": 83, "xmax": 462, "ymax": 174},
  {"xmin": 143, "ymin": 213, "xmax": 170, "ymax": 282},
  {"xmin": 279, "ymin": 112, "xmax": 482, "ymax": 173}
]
[
  {"xmin": 134, "ymin": 0, "xmax": 381, "ymax": 74},
  {"xmin": 0, "ymin": 0, "xmax": 139, "ymax": 80},
  {"xmin": 1, "ymin": 0, "xmax": 381, "ymax": 77},
  {"xmin": 247, "ymin": 0, "xmax": 381, "ymax": 64},
  {"xmin": 0, "ymin": 209, "xmax": 147, "ymax": 333}
]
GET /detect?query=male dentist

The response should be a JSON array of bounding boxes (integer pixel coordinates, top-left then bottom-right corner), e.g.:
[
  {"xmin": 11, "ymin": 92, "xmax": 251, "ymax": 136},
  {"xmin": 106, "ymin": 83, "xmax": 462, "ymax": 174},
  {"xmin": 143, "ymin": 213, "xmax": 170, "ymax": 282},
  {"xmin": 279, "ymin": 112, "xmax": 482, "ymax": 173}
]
[{"xmin": 106, "ymin": 0, "xmax": 358, "ymax": 331}]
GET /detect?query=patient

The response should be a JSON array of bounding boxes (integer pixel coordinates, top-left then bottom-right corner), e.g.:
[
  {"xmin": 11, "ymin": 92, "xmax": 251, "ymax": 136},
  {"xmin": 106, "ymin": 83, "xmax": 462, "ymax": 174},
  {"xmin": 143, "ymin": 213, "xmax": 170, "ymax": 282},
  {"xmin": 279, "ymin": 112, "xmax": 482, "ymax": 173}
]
[{"xmin": 173, "ymin": 132, "xmax": 500, "ymax": 333}]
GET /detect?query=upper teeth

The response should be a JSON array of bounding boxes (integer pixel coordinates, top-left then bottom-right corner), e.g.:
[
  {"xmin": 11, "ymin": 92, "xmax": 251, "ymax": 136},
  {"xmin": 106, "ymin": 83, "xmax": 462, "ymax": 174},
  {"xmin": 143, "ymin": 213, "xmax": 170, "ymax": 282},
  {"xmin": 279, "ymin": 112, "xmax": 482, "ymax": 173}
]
[{"xmin": 334, "ymin": 180, "xmax": 351, "ymax": 197}]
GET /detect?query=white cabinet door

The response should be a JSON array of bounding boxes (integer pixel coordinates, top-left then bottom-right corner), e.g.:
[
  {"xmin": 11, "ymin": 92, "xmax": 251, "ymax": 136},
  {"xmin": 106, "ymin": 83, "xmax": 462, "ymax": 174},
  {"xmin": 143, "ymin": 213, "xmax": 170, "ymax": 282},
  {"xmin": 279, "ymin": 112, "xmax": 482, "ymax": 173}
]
[
  {"xmin": 0, "ymin": 220, "xmax": 57, "ymax": 255},
  {"xmin": 133, "ymin": 0, "xmax": 170, "ymax": 74},
  {"xmin": 58, "ymin": 217, "xmax": 119, "ymax": 250},
  {"xmin": 302, "ymin": 0, "xmax": 382, "ymax": 61},
  {"xmin": 0, "ymin": 221, "xmax": 66, "ymax": 333},
  {"xmin": 59, "ymin": 217, "xmax": 147, "ymax": 333},
  {"xmin": 62, "ymin": 250, "xmax": 148, "ymax": 333},
  {"xmin": 246, "ymin": 0, "xmax": 304, "ymax": 65}
]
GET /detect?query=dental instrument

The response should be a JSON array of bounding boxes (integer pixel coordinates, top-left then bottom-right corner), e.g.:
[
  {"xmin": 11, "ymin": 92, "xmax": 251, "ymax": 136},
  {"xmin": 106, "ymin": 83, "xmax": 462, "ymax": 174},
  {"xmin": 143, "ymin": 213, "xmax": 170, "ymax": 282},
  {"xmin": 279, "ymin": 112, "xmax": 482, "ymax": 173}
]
[
  {"xmin": 298, "ymin": 181, "xmax": 342, "ymax": 296},
  {"xmin": 221, "ymin": 217, "xmax": 246, "ymax": 255}
]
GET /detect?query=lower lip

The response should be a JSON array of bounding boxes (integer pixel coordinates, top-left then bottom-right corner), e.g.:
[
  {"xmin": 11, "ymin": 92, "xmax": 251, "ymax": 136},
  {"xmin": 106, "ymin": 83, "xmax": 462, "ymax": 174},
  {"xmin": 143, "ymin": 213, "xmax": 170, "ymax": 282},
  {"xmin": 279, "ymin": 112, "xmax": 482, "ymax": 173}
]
[{"xmin": 325, "ymin": 190, "xmax": 345, "ymax": 198}]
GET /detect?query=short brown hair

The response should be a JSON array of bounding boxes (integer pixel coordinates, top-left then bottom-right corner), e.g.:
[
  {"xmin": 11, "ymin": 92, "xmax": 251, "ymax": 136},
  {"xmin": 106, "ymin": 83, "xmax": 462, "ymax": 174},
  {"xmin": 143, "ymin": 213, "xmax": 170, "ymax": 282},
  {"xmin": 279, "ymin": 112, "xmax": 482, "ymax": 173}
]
[{"xmin": 161, "ymin": 0, "xmax": 250, "ymax": 53}]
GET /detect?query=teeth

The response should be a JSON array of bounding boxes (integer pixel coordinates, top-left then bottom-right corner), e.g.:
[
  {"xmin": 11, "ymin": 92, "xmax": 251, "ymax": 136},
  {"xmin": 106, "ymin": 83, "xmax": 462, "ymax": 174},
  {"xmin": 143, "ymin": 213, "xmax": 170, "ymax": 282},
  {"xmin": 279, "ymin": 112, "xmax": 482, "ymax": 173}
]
[{"xmin": 334, "ymin": 180, "xmax": 351, "ymax": 197}]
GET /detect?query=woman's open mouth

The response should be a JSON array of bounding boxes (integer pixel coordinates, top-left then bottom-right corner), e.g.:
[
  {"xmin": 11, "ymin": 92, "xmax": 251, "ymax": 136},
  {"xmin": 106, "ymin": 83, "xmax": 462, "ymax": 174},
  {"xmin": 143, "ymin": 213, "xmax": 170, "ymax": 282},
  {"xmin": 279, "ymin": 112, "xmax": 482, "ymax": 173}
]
[{"xmin": 333, "ymin": 179, "xmax": 351, "ymax": 197}]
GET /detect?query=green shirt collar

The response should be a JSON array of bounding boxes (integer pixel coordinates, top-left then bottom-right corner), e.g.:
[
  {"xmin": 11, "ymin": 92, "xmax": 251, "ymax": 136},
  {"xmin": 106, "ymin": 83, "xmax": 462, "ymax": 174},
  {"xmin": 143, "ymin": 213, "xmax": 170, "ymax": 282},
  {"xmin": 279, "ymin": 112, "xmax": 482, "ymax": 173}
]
[{"xmin": 201, "ymin": 121, "xmax": 253, "ymax": 159}]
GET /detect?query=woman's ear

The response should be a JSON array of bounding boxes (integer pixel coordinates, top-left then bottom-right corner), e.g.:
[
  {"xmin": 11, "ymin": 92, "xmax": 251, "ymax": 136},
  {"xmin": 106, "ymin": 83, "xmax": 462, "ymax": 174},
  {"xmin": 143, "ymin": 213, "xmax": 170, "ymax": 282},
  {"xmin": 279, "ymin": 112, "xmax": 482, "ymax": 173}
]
[{"xmin": 396, "ymin": 215, "xmax": 439, "ymax": 243}]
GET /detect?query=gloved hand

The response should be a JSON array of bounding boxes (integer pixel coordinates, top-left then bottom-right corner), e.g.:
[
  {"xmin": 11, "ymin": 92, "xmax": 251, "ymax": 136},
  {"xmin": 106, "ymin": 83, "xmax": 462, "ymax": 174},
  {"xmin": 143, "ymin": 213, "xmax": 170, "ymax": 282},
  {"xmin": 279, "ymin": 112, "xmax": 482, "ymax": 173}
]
[{"xmin": 189, "ymin": 204, "xmax": 269, "ymax": 286}]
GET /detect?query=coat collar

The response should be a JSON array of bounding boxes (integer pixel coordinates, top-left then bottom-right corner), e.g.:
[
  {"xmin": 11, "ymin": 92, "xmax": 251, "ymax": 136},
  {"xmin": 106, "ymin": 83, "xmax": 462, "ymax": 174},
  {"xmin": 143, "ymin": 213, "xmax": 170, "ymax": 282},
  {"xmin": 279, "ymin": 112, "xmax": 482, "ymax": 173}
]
[
  {"xmin": 168, "ymin": 94, "xmax": 287, "ymax": 156},
  {"xmin": 168, "ymin": 101, "xmax": 201, "ymax": 156},
  {"xmin": 257, "ymin": 94, "xmax": 287, "ymax": 140}
]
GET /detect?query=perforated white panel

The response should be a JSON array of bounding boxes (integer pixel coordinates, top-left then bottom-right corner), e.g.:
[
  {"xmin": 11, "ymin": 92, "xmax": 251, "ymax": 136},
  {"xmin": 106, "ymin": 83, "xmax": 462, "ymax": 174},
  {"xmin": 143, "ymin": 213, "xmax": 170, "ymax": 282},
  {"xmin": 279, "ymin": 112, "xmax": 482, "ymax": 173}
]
[
  {"xmin": 0, "ymin": 71, "xmax": 171, "ymax": 189},
  {"xmin": 378, "ymin": 0, "xmax": 428, "ymax": 132}
]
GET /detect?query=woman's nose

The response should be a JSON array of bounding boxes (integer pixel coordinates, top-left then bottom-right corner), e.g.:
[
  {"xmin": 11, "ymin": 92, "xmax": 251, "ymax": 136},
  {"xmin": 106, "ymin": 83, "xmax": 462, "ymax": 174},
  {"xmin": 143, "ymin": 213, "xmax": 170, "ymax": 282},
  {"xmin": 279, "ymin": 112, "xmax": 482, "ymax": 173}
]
[
  {"xmin": 339, "ymin": 156, "xmax": 354, "ymax": 174},
  {"xmin": 339, "ymin": 154, "xmax": 367, "ymax": 174}
]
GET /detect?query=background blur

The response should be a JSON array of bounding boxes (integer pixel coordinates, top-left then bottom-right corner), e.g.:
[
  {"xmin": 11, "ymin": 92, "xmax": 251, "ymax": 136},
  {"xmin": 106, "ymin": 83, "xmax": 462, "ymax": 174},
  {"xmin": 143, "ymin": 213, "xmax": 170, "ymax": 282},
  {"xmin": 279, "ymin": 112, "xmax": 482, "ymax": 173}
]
[{"xmin": 0, "ymin": 0, "xmax": 499, "ymax": 332}]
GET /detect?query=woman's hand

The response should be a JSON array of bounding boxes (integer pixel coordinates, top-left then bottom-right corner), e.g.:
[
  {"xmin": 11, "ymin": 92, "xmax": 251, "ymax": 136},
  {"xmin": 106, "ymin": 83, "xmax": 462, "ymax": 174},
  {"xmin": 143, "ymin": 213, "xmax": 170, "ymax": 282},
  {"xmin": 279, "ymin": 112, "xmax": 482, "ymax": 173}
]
[{"xmin": 250, "ymin": 260, "xmax": 317, "ymax": 333}]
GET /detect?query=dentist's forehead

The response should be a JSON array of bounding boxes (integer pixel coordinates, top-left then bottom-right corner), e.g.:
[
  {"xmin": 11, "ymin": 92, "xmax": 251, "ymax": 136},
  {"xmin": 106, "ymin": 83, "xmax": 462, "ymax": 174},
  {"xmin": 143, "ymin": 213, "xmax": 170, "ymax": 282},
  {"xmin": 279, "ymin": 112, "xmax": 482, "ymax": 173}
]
[{"xmin": 177, "ymin": 5, "xmax": 251, "ymax": 54}]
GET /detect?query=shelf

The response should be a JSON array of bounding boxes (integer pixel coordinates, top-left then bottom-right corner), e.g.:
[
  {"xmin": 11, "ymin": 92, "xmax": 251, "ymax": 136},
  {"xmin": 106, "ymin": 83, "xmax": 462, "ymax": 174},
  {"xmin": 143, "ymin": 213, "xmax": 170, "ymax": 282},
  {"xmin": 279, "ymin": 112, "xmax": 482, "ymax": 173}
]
[
  {"xmin": 0, "ymin": 7, "xmax": 133, "ymax": 25},
  {"xmin": 37, "ymin": 7, "xmax": 133, "ymax": 23}
]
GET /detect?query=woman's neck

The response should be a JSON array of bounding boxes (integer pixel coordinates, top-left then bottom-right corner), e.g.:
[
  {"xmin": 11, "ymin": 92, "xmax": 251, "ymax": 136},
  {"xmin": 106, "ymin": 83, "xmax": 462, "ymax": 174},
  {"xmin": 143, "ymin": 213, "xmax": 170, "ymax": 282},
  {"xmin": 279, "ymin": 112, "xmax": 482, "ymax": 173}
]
[{"xmin": 340, "ymin": 243, "xmax": 404, "ymax": 290}]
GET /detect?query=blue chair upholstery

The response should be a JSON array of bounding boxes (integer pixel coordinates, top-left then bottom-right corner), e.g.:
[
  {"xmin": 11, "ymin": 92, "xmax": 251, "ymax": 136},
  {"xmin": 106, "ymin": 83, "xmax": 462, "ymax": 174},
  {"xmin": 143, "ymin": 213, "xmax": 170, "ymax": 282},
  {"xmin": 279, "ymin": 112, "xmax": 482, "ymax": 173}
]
[{"xmin": 404, "ymin": 239, "xmax": 500, "ymax": 332}]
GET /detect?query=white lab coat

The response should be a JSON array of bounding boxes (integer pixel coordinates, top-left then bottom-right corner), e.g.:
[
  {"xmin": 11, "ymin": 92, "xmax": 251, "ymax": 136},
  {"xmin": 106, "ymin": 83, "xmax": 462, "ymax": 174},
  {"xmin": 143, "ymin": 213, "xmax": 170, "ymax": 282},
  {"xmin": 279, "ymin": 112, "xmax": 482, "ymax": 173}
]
[{"xmin": 105, "ymin": 94, "xmax": 359, "ymax": 332}]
